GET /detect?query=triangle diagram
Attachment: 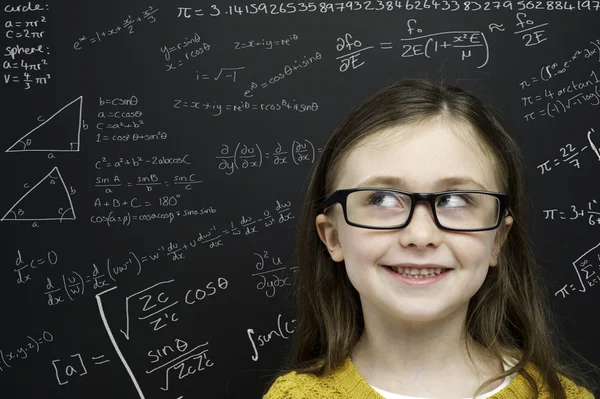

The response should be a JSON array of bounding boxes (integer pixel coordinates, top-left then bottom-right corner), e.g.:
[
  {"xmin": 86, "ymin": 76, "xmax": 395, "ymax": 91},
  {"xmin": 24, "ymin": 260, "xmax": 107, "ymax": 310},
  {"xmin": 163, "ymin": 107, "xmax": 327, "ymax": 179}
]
[
  {"xmin": 6, "ymin": 96, "xmax": 83, "ymax": 152},
  {"xmin": 2, "ymin": 167, "xmax": 76, "ymax": 222}
]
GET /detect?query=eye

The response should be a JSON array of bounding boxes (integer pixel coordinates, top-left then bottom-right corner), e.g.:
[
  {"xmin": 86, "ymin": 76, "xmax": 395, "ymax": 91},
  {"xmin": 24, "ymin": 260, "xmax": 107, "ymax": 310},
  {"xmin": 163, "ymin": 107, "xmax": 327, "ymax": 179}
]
[
  {"xmin": 438, "ymin": 193, "xmax": 472, "ymax": 208},
  {"xmin": 368, "ymin": 191, "xmax": 406, "ymax": 208}
]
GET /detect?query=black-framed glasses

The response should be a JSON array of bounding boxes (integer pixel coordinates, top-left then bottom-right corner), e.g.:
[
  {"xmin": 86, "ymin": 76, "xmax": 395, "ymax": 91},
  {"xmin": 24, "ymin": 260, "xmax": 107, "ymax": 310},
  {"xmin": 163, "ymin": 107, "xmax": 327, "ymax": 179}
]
[{"xmin": 322, "ymin": 188, "xmax": 510, "ymax": 232}]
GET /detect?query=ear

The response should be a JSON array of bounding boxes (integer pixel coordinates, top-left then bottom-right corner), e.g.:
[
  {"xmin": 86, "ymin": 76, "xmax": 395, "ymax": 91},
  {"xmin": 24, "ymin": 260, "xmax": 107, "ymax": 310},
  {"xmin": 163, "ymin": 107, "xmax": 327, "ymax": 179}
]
[
  {"xmin": 489, "ymin": 214, "xmax": 513, "ymax": 267},
  {"xmin": 315, "ymin": 213, "xmax": 344, "ymax": 262}
]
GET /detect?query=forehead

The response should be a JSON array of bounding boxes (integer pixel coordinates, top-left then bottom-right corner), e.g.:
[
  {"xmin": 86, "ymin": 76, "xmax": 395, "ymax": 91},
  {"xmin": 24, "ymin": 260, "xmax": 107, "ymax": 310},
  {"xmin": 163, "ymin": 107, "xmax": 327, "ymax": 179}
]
[{"xmin": 334, "ymin": 119, "xmax": 500, "ymax": 192}]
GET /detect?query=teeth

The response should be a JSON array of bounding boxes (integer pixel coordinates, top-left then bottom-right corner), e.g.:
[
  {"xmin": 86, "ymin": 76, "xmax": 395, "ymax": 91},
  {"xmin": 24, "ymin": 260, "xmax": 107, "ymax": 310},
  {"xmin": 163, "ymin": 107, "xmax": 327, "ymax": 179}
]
[{"xmin": 390, "ymin": 266, "xmax": 446, "ymax": 277}]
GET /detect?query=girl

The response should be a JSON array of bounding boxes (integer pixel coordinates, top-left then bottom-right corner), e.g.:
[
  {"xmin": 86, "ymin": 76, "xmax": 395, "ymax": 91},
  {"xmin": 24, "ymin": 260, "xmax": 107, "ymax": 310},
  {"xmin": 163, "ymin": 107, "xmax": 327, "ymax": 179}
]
[{"xmin": 262, "ymin": 79, "xmax": 598, "ymax": 399}]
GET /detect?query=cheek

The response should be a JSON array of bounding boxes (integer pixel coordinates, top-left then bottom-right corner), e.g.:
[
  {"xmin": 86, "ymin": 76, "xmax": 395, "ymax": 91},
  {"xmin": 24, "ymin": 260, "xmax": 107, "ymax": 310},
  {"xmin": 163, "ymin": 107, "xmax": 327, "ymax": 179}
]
[
  {"xmin": 338, "ymin": 228, "xmax": 386, "ymax": 259},
  {"xmin": 451, "ymin": 232, "xmax": 496, "ymax": 268},
  {"xmin": 337, "ymin": 228, "xmax": 388, "ymax": 276}
]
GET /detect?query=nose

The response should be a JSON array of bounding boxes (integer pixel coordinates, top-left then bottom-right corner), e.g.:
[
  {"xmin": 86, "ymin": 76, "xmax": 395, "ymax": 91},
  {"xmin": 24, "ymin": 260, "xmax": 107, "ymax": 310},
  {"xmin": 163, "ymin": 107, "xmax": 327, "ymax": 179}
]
[{"xmin": 397, "ymin": 200, "xmax": 443, "ymax": 248}]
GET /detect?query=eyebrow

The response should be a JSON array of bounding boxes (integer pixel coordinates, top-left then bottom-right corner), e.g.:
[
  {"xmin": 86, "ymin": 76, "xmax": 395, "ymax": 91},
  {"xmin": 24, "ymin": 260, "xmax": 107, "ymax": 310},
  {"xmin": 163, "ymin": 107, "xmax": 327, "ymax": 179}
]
[{"xmin": 355, "ymin": 175, "xmax": 488, "ymax": 191}]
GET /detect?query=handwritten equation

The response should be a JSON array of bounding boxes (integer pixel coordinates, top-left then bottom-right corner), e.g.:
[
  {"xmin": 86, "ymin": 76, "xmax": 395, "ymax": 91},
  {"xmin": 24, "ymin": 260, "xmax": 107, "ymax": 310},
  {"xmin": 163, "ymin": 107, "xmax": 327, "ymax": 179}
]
[
  {"xmin": 335, "ymin": 13, "xmax": 552, "ymax": 72},
  {"xmin": 543, "ymin": 199, "xmax": 599, "ymax": 226},
  {"xmin": 118, "ymin": 278, "xmax": 228, "ymax": 339},
  {"xmin": 92, "ymin": 195, "xmax": 212, "ymax": 210},
  {"xmin": 3, "ymin": 3, "xmax": 50, "ymax": 90},
  {"xmin": 537, "ymin": 128, "xmax": 600, "ymax": 174},
  {"xmin": 40, "ymin": 199, "xmax": 293, "ymax": 306},
  {"xmin": 73, "ymin": 5, "xmax": 158, "ymax": 50},
  {"xmin": 173, "ymin": 98, "xmax": 319, "ymax": 116},
  {"xmin": 90, "ymin": 207, "xmax": 216, "ymax": 226},
  {"xmin": 44, "ymin": 262, "xmax": 111, "ymax": 306},
  {"xmin": 14, "ymin": 249, "xmax": 58, "ymax": 284},
  {"xmin": 176, "ymin": 1, "xmax": 600, "ymax": 18},
  {"xmin": 248, "ymin": 313, "xmax": 296, "ymax": 361},
  {"xmin": 555, "ymin": 242, "xmax": 600, "ymax": 298},
  {"xmin": 94, "ymin": 154, "xmax": 192, "ymax": 170},
  {"xmin": 162, "ymin": 33, "xmax": 211, "ymax": 72},
  {"xmin": 523, "ymin": 70, "xmax": 600, "ymax": 121},
  {"xmin": 336, "ymin": 28, "xmax": 489, "ymax": 71},
  {"xmin": 146, "ymin": 339, "xmax": 213, "ymax": 391},
  {"xmin": 96, "ymin": 285, "xmax": 216, "ymax": 394},
  {"xmin": 252, "ymin": 250, "xmax": 296, "ymax": 297},
  {"xmin": 243, "ymin": 50, "xmax": 322, "ymax": 95},
  {"xmin": 195, "ymin": 67, "xmax": 245, "ymax": 83},
  {"xmin": 519, "ymin": 38, "xmax": 600, "ymax": 89},
  {"xmin": 52, "ymin": 352, "xmax": 110, "ymax": 385},
  {"xmin": 0, "ymin": 330, "xmax": 53, "ymax": 372},
  {"xmin": 94, "ymin": 173, "xmax": 202, "ymax": 191},
  {"xmin": 217, "ymin": 141, "xmax": 322, "ymax": 175},
  {"xmin": 234, "ymin": 33, "xmax": 299, "ymax": 50}
]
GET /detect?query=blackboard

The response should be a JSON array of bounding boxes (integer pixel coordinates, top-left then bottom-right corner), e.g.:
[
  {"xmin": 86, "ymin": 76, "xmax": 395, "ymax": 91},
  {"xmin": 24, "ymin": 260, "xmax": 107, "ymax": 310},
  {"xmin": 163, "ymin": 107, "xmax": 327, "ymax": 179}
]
[{"xmin": 1, "ymin": 1, "xmax": 599, "ymax": 398}]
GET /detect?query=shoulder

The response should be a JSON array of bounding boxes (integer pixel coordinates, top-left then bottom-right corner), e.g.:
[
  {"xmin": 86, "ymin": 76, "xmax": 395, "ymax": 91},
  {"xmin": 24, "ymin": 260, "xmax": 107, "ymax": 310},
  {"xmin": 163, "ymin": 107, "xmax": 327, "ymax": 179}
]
[
  {"xmin": 556, "ymin": 373, "xmax": 596, "ymax": 399},
  {"xmin": 262, "ymin": 370, "xmax": 341, "ymax": 399},
  {"xmin": 509, "ymin": 362, "xmax": 596, "ymax": 399}
]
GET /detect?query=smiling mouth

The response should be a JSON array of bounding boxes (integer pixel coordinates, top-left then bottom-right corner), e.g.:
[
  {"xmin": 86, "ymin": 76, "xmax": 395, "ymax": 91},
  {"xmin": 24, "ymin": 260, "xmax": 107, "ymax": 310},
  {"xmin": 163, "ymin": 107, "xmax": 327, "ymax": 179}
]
[{"xmin": 383, "ymin": 265, "xmax": 451, "ymax": 278}]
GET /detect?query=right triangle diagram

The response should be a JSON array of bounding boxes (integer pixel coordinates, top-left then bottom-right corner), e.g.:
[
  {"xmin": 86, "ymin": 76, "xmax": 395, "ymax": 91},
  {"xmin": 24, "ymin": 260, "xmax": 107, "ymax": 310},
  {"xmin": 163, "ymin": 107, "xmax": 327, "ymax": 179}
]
[
  {"xmin": 6, "ymin": 96, "xmax": 83, "ymax": 152},
  {"xmin": 2, "ymin": 167, "xmax": 76, "ymax": 222}
]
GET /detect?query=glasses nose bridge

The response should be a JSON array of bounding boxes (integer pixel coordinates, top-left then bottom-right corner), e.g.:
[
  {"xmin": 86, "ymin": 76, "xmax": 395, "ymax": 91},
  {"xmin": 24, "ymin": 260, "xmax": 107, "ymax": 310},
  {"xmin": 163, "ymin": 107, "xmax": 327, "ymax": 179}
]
[{"xmin": 411, "ymin": 192, "xmax": 438, "ymax": 215}]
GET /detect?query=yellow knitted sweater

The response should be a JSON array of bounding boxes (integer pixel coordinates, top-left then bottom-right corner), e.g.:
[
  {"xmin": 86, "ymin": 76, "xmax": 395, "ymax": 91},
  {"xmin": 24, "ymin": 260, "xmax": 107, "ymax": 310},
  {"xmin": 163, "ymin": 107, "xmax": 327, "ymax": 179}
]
[{"xmin": 263, "ymin": 356, "xmax": 594, "ymax": 399}]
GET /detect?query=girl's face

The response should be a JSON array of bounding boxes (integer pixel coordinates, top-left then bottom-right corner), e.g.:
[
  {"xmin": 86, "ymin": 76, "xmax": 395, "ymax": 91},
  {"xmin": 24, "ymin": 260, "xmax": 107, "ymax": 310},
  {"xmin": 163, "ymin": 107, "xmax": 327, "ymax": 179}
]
[{"xmin": 316, "ymin": 119, "xmax": 513, "ymax": 324}]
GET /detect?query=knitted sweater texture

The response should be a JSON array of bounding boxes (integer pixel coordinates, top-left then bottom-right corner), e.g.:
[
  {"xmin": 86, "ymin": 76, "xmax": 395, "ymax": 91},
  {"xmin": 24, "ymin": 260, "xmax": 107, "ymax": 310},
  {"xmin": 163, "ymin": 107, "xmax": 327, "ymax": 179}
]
[{"xmin": 263, "ymin": 357, "xmax": 594, "ymax": 399}]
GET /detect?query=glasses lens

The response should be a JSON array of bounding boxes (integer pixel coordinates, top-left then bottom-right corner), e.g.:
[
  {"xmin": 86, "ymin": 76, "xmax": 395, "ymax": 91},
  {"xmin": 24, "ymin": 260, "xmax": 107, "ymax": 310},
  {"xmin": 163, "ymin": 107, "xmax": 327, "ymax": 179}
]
[
  {"xmin": 435, "ymin": 192, "xmax": 500, "ymax": 230},
  {"xmin": 346, "ymin": 190, "xmax": 411, "ymax": 228},
  {"xmin": 345, "ymin": 190, "xmax": 500, "ymax": 230}
]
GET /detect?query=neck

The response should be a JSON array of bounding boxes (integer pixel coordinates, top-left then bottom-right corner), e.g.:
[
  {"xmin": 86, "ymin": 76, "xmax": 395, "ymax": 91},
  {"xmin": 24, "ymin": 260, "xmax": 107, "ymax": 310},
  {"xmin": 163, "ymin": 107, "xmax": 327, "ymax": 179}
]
[{"xmin": 350, "ymin": 303, "xmax": 501, "ymax": 396}]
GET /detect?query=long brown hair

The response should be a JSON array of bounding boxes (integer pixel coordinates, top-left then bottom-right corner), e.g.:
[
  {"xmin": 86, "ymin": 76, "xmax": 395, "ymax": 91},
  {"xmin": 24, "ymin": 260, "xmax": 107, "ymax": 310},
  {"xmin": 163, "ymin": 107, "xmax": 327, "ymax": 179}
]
[{"xmin": 266, "ymin": 78, "xmax": 598, "ymax": 398}]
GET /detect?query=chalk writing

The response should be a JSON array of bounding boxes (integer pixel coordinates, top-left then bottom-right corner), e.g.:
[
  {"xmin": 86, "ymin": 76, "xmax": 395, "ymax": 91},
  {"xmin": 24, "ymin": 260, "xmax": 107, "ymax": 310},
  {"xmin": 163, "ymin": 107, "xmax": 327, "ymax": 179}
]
[
  {"xmin": 93, "ymin": 174, "xmax": 202, "ymax": 191},
  {"xmin": 13, "ymin": 248, "xmax": 58, "ymax": 284},
  {"xmin": 3, "ymin": 2, "xmax": 50, "ymax": 90},
  {"xmin": 523, "ymin": 70, "xmax": 600, "ymax": 121},
  {"xmin": 124, "ymin": 199, "xmax": 294, "ymax": 268},
  {"xmin": 2, "ymin": 167, "xmax": 76, "ymax": 224},
  {"xmin": 162, "ymin": 33, "xmax": 211, "ymax": 72},
  {"xmin": 555, "ymin": 242, "xmax": 600, "ymax": 298},
  {"xmin": 95, "ymin": 130, "xmax": 167, "ymax": 143},
  {"xmin": 96, "ymin": 287, "xmax": 146, "ymax": 398},
  {"xmin": 196, "ymin": 67, "xmax": 245, "ymax": 83},
  {"xmin": 6, "ymin": 96, "xmax": 83, "ymax": 153},
  {"xmin": 537, "ymin": 128, "xmax": 600, "ymax": 174},
  {"xmin": 253, "ymin": 250, "xmax": 295, "ymax": 297},
  {"xmin": 335, "ymin": 27, "xmax": 490, "ymax": 72},
  {"xmin": 73, "ymin": 5, "xmax": 158, "ymax": 50},
  {"xmin": 45, "ymin": 261, "xmax": 112, "ymax": 306},
  {"xmin": 243, "ymin": 50, "xmax": 322, "ymax": 94},
  {"xmin": 92, "ymin": 195, "xmax": 209, "ymax": 209},
  {"xmin": 234, "ymin": 33, "xmax": 299, "ymax": 50},
  {"xmin": 147, "ymin": 339, "xmax": 214, "ymax": 391},
  {"xmin": 0, "ymin": 330, "xmax": 53, "ymax": 372},
  {"xmin": 96, "ymin": 284, "xmax": 217, "ymax": 395},
  {"xmin": 51, "ymin": 352, "xmax": 110, "ymax": 385},
  {"xmin": 95, "ymin": 155, "xmax": 192, "ymax": 170},
  {"xmin": 89, "ymin": 209, "xmax": 216, "ymax": 226},
  {"xmin": 148, "ymin": 339, "xmax": 214, "ymax": 391},
  {"xmin": 173, "ymin": 98, "xmax": 319, "ymax": 116},
  {"xmin": 543, "ymin": 200, "xmax": 600, "ymax": 226},
  {"xmin": 121, "ymin": 277, "xmax": 228, "ymax": 339},
  {"xmin": 519, "ymin": 39, "xmax": 600, "ymax": 89},
  {"xmin": 514, "ymin": 12, "xmax": 548, "ymax": 47},
  {"xmin": 247, "ymin": 314, "xmax": 296, "ymax": 361},
  {"xmin": 176, "ymin": 0, "xmax": 523, "ymax": 17},
  {"xmin": 43, "ymin": 200, "xmax": 290, "ymax": 306},
  {"xmin": 217, "ymin": 140, "xmax": 322, "ymax": 175},
  {"xmin": 95, "ymin": 95, "xmax": 156, "ymax": 145}
]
